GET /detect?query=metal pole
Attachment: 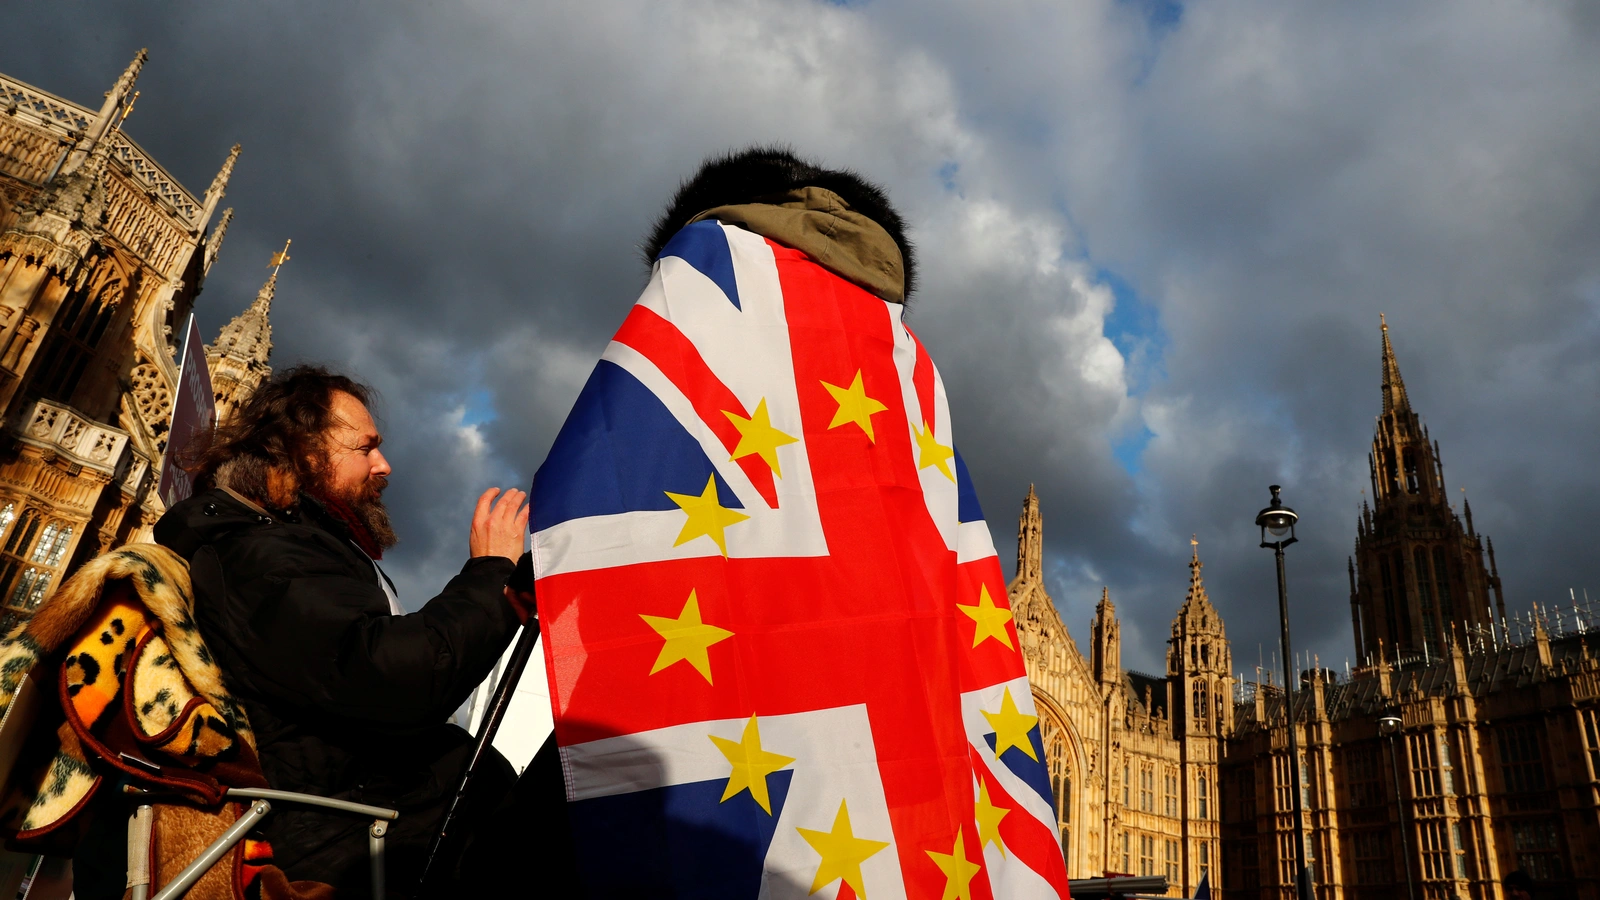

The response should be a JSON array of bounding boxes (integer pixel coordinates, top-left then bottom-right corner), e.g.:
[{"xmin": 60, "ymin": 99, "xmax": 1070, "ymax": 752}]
[
  {"xmin": 417, "ymin": 615, "xmax": 542, "ymax": 893},
  {"xmin": 1386, "ymin": 732, "xmax": 1418, "ymax": 900},
  {"xmin": 150, "ymin": 800, "xmax": 272, "ymax": 900},
  {"xmin": 370, "ymin": 819, "xmax": 389, "ymax": 900},
  {"xmin": 1275, "ymin": 544, "xmax": 1313, "ymax": 900}
]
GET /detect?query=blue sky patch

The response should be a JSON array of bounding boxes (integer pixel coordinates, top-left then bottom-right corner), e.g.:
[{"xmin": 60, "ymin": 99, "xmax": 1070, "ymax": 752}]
[
  {"xmin": 459, "ymin": 387, "xmax": 496, "ymax": 427},
  {"xmin": 938, "ymin": 160, "xmax": 960, "ymax": 193},
  {"xmin": 1097, "ymin": 266, "xmax": 1166, "ymax": 396},
  {"xmin": 1112, "ymin": 423, "xmax": 1156, "ymax": 475}
]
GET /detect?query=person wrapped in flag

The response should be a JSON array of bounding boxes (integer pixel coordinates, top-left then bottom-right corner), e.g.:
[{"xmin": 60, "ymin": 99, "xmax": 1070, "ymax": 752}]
[{"xmin": 530, "ymin": 148, "xmax": 1071, "ymax": 898}]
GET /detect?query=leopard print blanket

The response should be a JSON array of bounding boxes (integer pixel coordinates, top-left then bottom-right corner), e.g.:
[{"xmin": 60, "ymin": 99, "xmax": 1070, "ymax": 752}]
[{"xmin": 0, "ymin": 543, "xmax": 253, "ymax": 838}]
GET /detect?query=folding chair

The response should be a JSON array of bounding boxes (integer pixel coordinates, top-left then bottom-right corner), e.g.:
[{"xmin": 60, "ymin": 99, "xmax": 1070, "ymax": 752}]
[{"xmin": 123, "ymin": 784, "xmax": 398, "ymax": 900}]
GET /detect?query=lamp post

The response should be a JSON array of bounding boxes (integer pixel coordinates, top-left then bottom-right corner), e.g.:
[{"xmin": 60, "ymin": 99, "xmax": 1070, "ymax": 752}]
[
  {"xmin": 1256, "ymin": 484, "xmax": 1312, "ymax": 900},
  {"xmin": 1378, "ymin": 715, "xmax": 1418, "ymax": 900}
]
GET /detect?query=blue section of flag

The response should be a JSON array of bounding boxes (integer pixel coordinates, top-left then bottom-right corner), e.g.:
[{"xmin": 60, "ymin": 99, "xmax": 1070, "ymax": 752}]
[
  {"xmin": 533, "ymin": 359, "xmax": 742, "ymax": 533},
  {"xmin": 660, "ymin": 220, "xmax": 742, "ymax": 310},
  {"xmin": 984, "ymin": 728, "xmax": 1054, "ymax": 809},
  {"xmin": 569, "ymin": 771, "xmax": 794, "ymax": 898},
  {"xmin": 954, "ymin": 447, "xmax": 984, "ymax": 524}
]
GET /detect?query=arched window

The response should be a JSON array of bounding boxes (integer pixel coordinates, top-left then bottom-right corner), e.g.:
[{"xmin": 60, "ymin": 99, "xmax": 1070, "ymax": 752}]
[
  {"xmin": 1380, "ymin": 554, "xmax": 1399, "ymax": 646},
  {"xmin": 1, "ymin": 514, "xmax": 74, "ymax": 617},
  {"xmin": 1415, "ymin": 546, "xmax": 1436, "ymax": 648},
  {"xmin": 1198, "ymin": 775, "xmax": 1209, "ymax": 819},
  {"xmin": 1404, "ymin": 450, "xmax": 1421, "ymax": 493},
  {"xmin": 1432, "ymin": 546, "xmax": 1453, "ymax": 619},
  {"xmin": 1194, "ymin": 682, "xmax": 1209, "ymax": 727},
  {"xmin": 29, "ymin": 278, "xmax": 118, "ymax": 404},
  {"xmin": 0, "ymin": 508, "xmax": 41, "ymax": 591},
  {"xmin": 1391, "ymin": 552, "xmax": 1411, "ymax": 646}
]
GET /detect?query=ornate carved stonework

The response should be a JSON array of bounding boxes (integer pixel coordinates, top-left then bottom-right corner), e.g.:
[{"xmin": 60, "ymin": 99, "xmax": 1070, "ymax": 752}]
[
  {"xmin": 1012, "ymin": 486, "xmax": 1228, "ymax": 892},
  {"xmin": 0, "ymin": 54, "xmax": 242, "ymax": 631},
  {"xmin": 130, "ymin": 355, "xmax": 173, "ymax": 437}
]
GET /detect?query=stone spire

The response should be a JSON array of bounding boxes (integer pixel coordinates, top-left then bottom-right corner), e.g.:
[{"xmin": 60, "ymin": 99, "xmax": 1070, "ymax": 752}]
[
  {"xmin": 60, "ymin": 48, "xmax": 146, "ymax": 178},
  {"xmin": 205, "ymin": 260, "xmax": 277, "ymax": 422},
  {"xmin": 1169, "ymin": 538, "xmax": 1228, "ymax": 665},
  {"xmin": 1017, "ymin": 483, "xmax": 1043, "ymax": 584},
  {"xmin": 1091, "ymin": 587, "xmax": 1120, "ymax": 686},
  {"xmin": 202, "ymin": 208, "xmax": 233, "ymax": 278},
  {"xmin": 1380, "ymin": 313, "xmax": 1410, "ymax": 416},
  {"xmin": 211, "ymin": 270, "xmax": 274, "ymax": 362},
  {"xmin": 199, "ymin": 144, "xmax": 241, "ymax": 231},
  {"xmin": 1178, "ymin": 536, "xmax": 1218, "ymax": 619}
]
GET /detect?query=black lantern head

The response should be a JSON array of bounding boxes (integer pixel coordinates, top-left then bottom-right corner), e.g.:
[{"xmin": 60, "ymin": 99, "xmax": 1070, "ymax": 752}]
[
  {"xmin": 1255, "ymin": 484, "xmax": 1299, "ymax": 548},
  {"xmin": 1378, "ymin": 715, "xmax": 1402, "ymax": 736}
]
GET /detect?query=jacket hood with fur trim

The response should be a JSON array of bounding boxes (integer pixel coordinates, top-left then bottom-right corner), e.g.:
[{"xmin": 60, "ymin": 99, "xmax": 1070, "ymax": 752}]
[{"xmin": 644, "ymin": 147, "xmax": 916, "ymax": 304}]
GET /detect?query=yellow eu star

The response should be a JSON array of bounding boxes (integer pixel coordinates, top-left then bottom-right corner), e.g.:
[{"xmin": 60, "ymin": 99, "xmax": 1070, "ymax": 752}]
[
  {"xmin": 981, "ymin": 687, "xmax": 1039, "ymax": 762},
  {"xmin": 821, "ymin": 370, "xmax": 888, "ymax": 443},
  {"xmin": 926, "ymin": 826, "xmax": 983, "ymax": 900},
  {"xmin": 639, "ymin": 589, "xmax": 733, "ymax": 683},
  {"xmin": 974, "ymin": 781, "xmax": 1009, "ymax": 858},
  {"xmin": 665, "ymin": 474, "xmax": 750, "ymax": 556},
  {"xmin": 723, "ymin": 398, "xmax": 798, "ymax": 477},
  {"xmin": 710, "ymin": 715, "xmax": 795, "ymax": 814},
  {"xmin": 914, "ymin": 420, "xmax": 956, "ymax": 482},
  {"xmin": 796, "ymin": 799, "xmax": 890, "ymax": 898},
  {"xmin": 957, "ymin": 585, "xmax": 1015, "ymax": 650}
]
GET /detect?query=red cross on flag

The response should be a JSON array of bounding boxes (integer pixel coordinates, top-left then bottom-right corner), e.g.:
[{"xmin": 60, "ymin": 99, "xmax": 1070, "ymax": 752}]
[{"xmin": 531, "ymin": 218, "xmax": 1070, "ymax": 899}]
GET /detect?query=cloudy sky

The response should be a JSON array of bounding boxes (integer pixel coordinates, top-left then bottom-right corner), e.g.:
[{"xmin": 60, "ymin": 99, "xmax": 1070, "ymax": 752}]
[{"xmin": 9, "ymin": 0, "xmax": 1598, "ymax": 680}]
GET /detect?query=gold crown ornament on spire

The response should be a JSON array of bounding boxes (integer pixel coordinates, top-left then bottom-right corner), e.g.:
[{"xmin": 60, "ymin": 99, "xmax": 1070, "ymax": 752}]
[{"xmin": 268, "ymin": 239, "xmax": 292, "ymax": 270}]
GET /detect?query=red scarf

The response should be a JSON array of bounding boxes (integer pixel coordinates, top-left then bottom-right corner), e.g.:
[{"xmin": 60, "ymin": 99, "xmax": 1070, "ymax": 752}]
[{"xmin": 314, "ymin": 493, "xmax": 384, "ymax": 560}]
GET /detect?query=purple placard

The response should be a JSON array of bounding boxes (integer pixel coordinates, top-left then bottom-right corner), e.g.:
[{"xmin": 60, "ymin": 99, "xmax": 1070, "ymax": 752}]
[{"xmin": 157, "ymin": 315, "xmax": 217, "ymax": 507}]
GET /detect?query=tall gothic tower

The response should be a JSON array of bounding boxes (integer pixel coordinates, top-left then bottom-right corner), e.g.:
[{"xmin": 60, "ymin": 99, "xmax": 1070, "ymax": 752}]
[
  {"xmin": 1350, "ymin": 316, "xmax": 1503, "ymax": 662},
  {"xmin": 1167, "ymin": 539, "xmax": 1228, "ymax": 896}
]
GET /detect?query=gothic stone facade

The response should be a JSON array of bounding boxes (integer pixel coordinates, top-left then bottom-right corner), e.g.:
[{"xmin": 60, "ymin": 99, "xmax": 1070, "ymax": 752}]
[
  {"xmin": 1220, "ymin": 322, "xmax": 1600, "ymax": 900},
  {"xmin": 1223, "ymin": 629, "xmax": 1600, "ymax": 900},
  {"xmin": 0, "ymin": 54, "xmax": 270, "ymax": 633},
  {"xmin": 1020, "ymin": 320, "xmax": 1600, "ymax": 898},
  {"xmin": 1012, "ymin": 486, "xmax": 1229, "ymax": 896}
]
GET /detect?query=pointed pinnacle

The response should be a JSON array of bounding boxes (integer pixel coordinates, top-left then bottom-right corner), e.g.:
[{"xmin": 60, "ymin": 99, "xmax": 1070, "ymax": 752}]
[
  {"xmin": 207, "ymin": 144, "xmax": 242, "ymax": 198},
  {"xmin": 116, "ymin": 49, "xmax": 149, "ymax": 96},
  {"xmin": 1380, "ymin": 314, "xmax": 1411, "ymax": 416}
]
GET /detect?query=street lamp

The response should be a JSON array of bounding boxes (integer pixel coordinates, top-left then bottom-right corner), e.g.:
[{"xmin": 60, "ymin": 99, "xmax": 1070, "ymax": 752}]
[
  {"xmin": 1378, "ymin": 715, "xmax": 1418, "ymax": 900},
  {"xmin": 1256, "ymin": 485, "xmax": 1312, "ymax": 900}
]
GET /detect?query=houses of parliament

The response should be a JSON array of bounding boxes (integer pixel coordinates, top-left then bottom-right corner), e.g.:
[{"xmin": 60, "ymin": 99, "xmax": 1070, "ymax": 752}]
[
  {"xmin": 0, "ymin": 52, "xmax": 273, "ymax": 636},
  {"xmin": 1013, "ymin": 316, "xmax": 1600, "ymax": 898},
  {"xmin": 4, "ymin": 51, "xmax": 1598, "ymax": 900}
]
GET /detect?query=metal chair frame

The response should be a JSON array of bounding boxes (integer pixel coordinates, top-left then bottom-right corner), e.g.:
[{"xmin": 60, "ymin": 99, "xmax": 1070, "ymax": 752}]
[{"xmin": 124, "ymin": 785, "xmax": 398, "ymax": 900}]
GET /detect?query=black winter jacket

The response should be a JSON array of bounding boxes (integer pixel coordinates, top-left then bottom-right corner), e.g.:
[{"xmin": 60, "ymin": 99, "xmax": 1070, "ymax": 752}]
[{"xmin": 154, "ymin": 488, "xmax": 520, "ymax": 893}]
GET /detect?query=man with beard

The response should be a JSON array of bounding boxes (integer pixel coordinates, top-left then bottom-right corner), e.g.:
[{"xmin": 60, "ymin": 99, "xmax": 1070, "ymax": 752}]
[{"xmin": 152, "ymin": 366, "xmax": 532, "ymax": 894}]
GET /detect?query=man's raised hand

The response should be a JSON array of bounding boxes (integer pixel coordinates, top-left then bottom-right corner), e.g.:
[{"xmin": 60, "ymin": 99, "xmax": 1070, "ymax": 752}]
[{"xmin": 470, "ymin": 487, "xmax": 529, "ymax": 563}]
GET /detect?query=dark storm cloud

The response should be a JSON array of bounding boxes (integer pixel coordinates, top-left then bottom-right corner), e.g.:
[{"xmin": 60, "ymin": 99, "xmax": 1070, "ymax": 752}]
[{"xmin": 10, "ymin": 1, "xmax": 1597, "ymax": 680}]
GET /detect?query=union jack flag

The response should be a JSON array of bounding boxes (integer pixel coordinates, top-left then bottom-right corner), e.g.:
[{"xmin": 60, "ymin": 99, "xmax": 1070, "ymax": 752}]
[{"xmin": 532, "ymin": 218, "xmax": 1070, "ymax": 899}]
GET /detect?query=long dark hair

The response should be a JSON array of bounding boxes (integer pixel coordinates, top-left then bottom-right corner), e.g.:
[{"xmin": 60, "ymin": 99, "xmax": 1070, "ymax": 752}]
[{"xmin": 186, "ymin": 365, "xmax": 373, "ymax": 509}]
